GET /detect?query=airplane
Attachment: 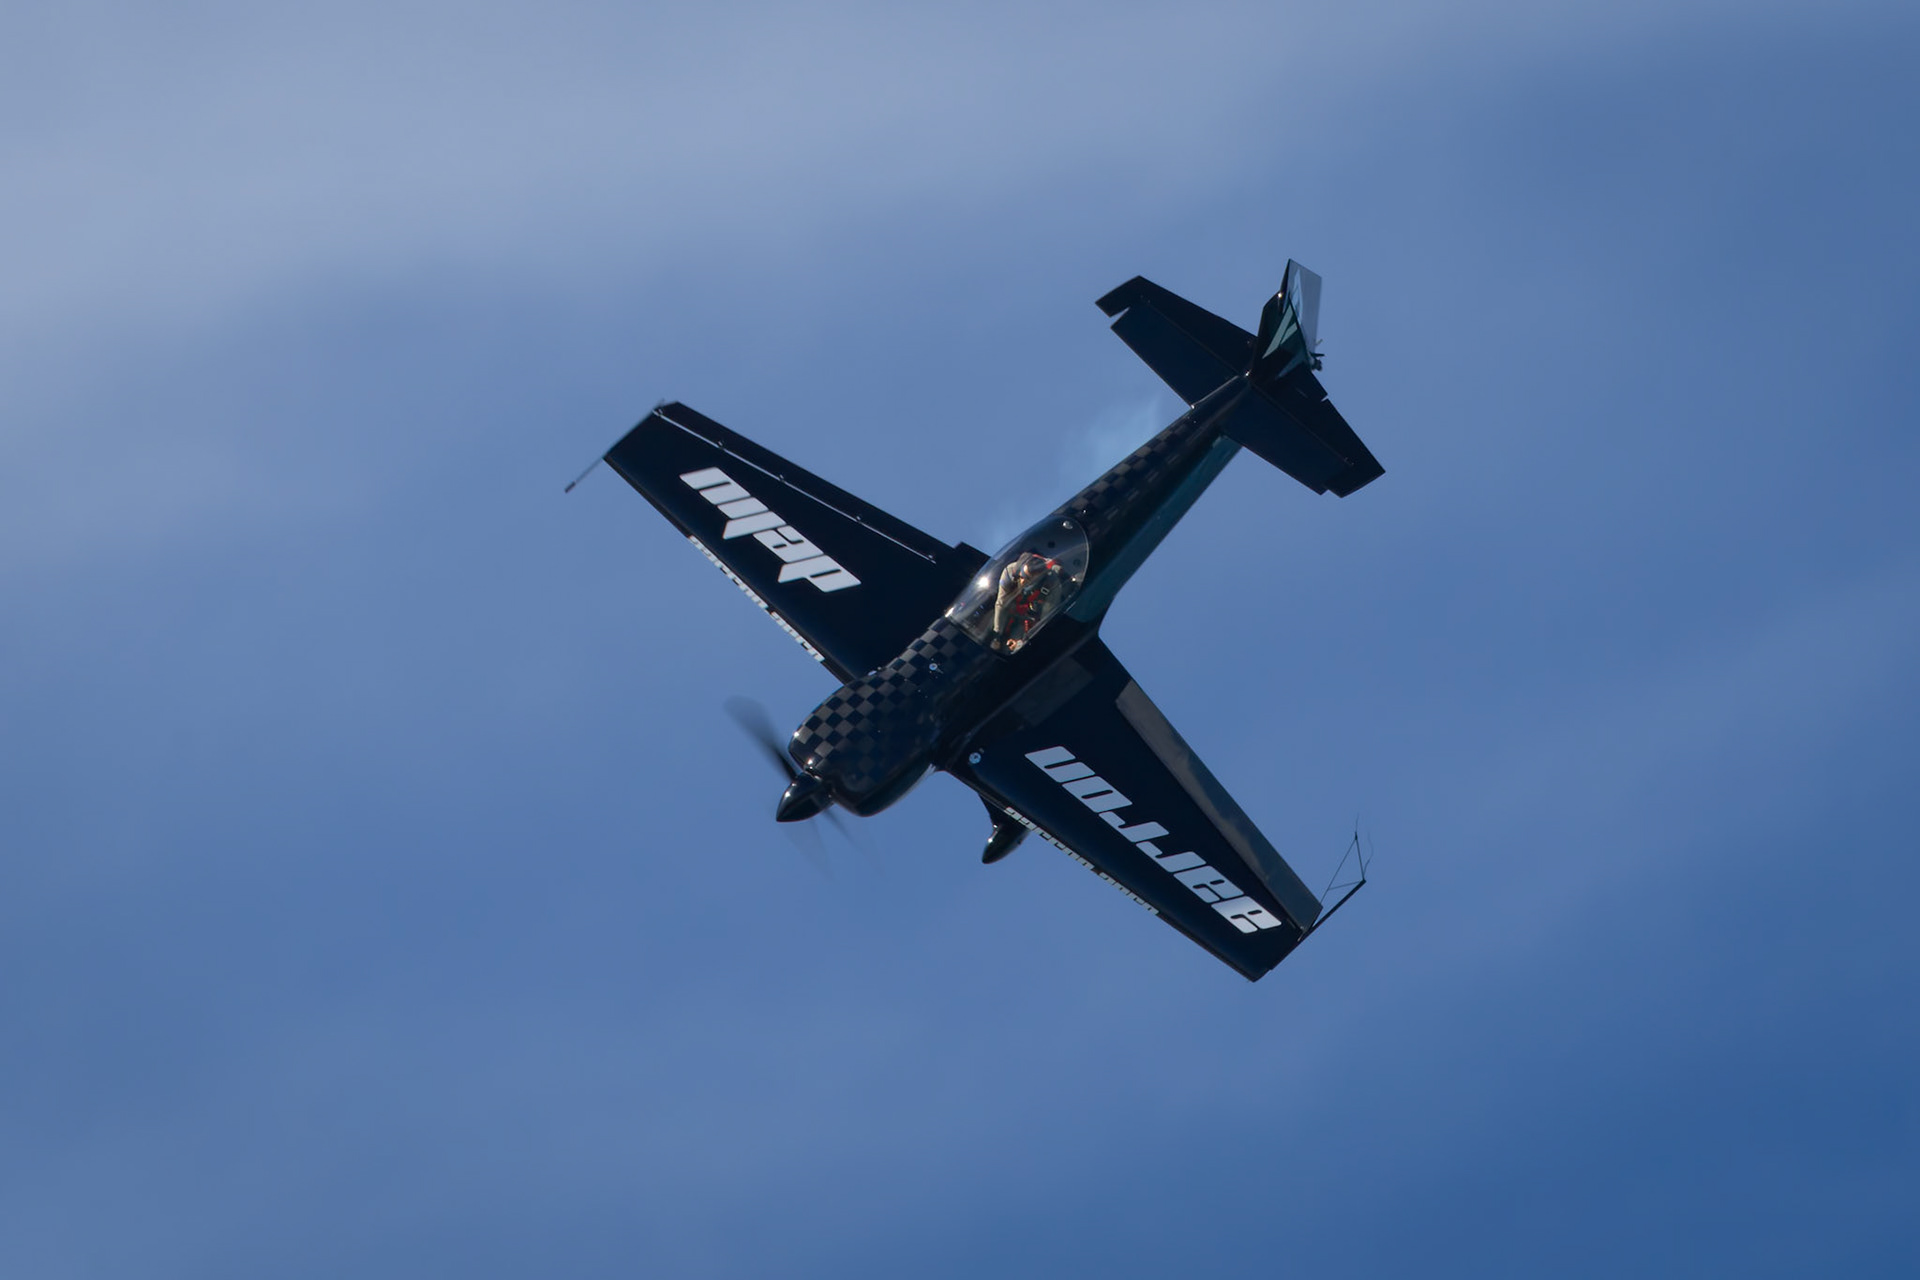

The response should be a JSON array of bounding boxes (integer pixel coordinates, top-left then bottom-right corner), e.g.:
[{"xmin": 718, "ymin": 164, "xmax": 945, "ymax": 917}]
[{"xmin": 588, "ymin": 262, "xmax": 1382, "ymax": 980}]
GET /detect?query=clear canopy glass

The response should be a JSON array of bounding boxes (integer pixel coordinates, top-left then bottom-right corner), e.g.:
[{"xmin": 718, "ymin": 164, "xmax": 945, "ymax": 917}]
[{"xmin": 946, "ymin": 517, "xmax": 1090, "ymax": 654}]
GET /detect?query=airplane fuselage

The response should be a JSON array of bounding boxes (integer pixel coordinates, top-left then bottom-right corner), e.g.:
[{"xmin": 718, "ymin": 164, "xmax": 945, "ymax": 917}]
[{"xmin": 785, "ymin": 377, "xmax": 1254, "ymax": 817}]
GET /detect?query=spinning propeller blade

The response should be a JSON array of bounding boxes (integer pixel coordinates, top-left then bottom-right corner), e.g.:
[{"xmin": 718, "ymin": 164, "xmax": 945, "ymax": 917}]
[
  {"xmin": 724, "ymin": 695, "xmax": 798, "ymax": 781},
  {"xmin": 722, "ymin": 696, "xmax": 846, "ymax": 877}
]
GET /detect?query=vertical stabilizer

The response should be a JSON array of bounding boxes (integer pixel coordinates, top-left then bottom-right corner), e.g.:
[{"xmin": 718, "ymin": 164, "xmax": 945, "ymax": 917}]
[{"xmin": 1251, "ymin": 260, "xmax": 1324, "ymax": 383}]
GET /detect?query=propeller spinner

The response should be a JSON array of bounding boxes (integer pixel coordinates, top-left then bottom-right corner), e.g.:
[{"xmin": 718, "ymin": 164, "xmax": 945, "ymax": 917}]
[{"xmin": 724, "ymin": 696, "xmax": 837, "ymax": 825}]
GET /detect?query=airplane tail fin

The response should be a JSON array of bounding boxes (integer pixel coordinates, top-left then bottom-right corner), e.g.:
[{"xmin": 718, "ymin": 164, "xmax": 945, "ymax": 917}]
[
  {"xmin": 1250, "ymin": 259, "xmax": 1324, "ymax": 383},
  {"xmin": 1096, "ymin": 262, "xmax": 1383, "ymax": 497}
]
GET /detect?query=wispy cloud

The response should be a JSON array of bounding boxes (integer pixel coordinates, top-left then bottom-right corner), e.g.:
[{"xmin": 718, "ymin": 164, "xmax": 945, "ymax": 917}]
[{"xmin": 0, "ymin": 0, "xmax": 1821, "ymax": 350}]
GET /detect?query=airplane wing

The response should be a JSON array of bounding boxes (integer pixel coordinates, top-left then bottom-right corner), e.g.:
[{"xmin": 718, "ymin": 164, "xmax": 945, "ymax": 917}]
[
  {"xmin": 950, "ymin": 637, "xmax": 1325, "ymax": 980},
  {"xmin": 602, "ymin": 402, "xmax": 988, "ymax": 681}
]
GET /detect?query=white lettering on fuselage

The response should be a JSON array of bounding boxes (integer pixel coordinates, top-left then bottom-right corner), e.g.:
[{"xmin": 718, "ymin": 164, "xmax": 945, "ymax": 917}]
[
  {"xmin": 1024, "ymin": 746, "xmax": 1287, "ymax": 934},
  {"xmin": 680, "ymin": 467, "xmax": 859, "ymax": 592}
]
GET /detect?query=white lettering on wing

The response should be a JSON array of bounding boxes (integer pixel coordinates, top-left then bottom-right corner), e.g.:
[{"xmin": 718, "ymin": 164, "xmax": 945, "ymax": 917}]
[
  {"xmin": 686, "ymin": 538, "xmax": 826, "ymax": 663},
  {"xmin": 1023, "ymin": 746, "xmax": 1288, "ymax": 934},
  {"xmin": 680, "ymin": 468, "xmax": 860, "ymax": 593}
]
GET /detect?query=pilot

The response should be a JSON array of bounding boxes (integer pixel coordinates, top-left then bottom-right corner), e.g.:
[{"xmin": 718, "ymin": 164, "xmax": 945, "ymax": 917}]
[{"xmin": 992, "ymin": 553, "xmax": 1060, "ymax": 652}]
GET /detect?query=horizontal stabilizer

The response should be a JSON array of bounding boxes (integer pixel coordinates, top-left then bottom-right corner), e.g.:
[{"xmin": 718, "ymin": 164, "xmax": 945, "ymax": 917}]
[
  {"xmin": 1096, "ymin": 276, "xmax": 1254, "ymax": 406},
  {"xmin": 1223, "ymin": 375, "xmax": 1385, "ymax": 498}
]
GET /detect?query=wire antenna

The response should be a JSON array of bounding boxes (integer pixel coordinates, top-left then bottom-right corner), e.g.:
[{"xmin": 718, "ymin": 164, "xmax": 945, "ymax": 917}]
[
  {"xmin": 1303, "ymin": 824, "xmax": 1371, "ymax": 941},
  {"xmin": 564, "ymin": 455, "xmax": 603, "ymax": 494}
]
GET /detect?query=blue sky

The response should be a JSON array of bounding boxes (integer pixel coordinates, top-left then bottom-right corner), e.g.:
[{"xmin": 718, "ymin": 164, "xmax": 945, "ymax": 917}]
[{"xmin": 3, "ymin": 2, "xmax": 1916, "ymax": 1275}]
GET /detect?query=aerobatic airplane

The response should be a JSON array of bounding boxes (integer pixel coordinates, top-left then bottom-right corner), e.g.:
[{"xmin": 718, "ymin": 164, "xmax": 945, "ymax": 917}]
[{"xmin": 591, "ymin": 263, "xmax": 1382, "ymax": 980}]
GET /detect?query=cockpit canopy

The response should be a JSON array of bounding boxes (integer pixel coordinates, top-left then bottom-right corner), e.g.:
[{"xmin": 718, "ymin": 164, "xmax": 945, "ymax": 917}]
[{"xmin": 946, "ymin": 517, "xmax": 1090, "ymax": 654}]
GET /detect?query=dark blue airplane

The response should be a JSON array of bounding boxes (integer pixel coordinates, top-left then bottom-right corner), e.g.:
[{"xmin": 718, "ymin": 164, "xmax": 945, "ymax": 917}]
[{"xmin": 593, "ymin": 263, "xmax": 1382, "ymax": 979}]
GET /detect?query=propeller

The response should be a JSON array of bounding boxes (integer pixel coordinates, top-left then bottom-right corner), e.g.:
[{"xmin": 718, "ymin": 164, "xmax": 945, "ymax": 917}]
[
  {"xmin": 724, "ymin": 696, "xmax": 800, "ymax": 785},
  {"xmin": 723, "ymin": 697, "xmax": 862, "ymax": 873}
]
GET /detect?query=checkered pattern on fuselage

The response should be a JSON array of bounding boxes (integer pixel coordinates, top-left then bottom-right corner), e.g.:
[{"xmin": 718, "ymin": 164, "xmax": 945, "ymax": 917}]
[
  {"xmin": 791, "ymin": 618, "xmax": 986, "ymax": 807},
  {"xmin": 1052, "ymin": 410, "xmax": 1217, "ymax": 543},
  {"xmin": 790, "ymin": 405, "xmax": 1223, "ymax": 813}
]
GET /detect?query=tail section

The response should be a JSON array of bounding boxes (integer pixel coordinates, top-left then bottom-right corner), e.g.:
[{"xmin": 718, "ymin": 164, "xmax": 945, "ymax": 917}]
[
  {"xmin": 1096, "ymin": 275, "xmax": 1255, "ymax": 405},
  {"xmin": 1250, "ymin": 260, "xmax": 1323, "ymax": 382},
  {"xmin": 1097, "ymin": 262, "xmax": 1383, "ymax": 498}
]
